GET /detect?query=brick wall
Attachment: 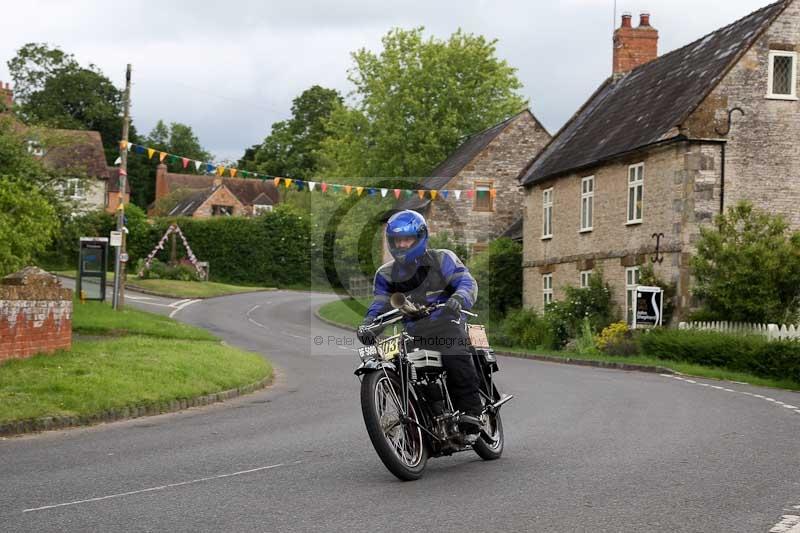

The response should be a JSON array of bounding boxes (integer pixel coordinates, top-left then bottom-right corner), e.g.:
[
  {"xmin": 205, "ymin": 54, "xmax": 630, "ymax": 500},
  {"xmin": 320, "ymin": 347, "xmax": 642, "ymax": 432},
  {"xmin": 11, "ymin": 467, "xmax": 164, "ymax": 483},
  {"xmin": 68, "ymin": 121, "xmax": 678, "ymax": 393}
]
[
  {"xmin": 0, "ymin": 267, "xmax": 72, "ymax": 362},
  {"xmin": 193, "ymin": 185, "xmax": 245, "ymax": 218},
  {"xmin": 613, "ymin": 13, "xmax": 659, "ymax": 74},
  {"xmin": 426, "ymin": 111, "xmax": 551, "ymax": 251}
]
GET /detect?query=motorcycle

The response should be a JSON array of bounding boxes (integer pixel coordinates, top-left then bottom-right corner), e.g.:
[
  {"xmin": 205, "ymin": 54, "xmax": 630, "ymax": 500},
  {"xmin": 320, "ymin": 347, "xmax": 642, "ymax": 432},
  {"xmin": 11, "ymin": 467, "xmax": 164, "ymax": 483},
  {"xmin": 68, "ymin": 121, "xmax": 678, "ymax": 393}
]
[{"xmin": 354, "ymin": 293, "xmax": 513, "ymax": 481}]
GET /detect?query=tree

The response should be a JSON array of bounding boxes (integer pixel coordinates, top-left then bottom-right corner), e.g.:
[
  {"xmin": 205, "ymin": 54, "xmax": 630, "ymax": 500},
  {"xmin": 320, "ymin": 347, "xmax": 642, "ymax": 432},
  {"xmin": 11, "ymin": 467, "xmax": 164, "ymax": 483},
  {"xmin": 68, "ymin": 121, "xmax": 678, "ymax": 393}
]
[
  {"xmin": 246, "ymin": 85, "xmax": 342, "ymax": 180},
  {"xmin": 320, "ymin": 27, "xmax": 528, "ymax": 179},
  {"xmin": 691, "ymin": 201, "xmax": 800, "ymax": 323},
  {"xmin": 8, "ymin": 43, "xmax": 129, "ymax": 164}
]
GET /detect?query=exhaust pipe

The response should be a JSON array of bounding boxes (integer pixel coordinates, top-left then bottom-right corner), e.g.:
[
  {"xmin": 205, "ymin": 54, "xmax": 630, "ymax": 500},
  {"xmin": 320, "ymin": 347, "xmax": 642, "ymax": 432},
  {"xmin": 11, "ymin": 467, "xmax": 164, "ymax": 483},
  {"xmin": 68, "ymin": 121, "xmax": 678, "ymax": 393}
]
[{"xmin": 491, "ymin": 394, "xmax": 513, "ymax": 410}]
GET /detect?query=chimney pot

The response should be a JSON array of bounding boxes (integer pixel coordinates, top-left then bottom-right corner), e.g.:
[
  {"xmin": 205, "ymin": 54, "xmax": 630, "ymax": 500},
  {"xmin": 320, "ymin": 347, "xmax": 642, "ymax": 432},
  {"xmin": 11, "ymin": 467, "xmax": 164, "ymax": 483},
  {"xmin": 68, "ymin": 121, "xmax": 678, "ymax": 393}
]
[
  {"xmin": 621, "ymin": 12, "xmax": 633, "ymax": 28},
  {"xmin": 640, "ymin": 12, "xmax": 651, "ymax": 27}
]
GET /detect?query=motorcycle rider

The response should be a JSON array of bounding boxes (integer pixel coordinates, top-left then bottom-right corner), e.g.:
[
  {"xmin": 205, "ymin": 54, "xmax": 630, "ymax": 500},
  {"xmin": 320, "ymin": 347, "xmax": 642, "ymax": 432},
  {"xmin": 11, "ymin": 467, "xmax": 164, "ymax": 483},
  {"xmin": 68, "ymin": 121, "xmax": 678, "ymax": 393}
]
[{"xmin": 356, "ymin": 209, "xmax": 483, "ymax": 434}]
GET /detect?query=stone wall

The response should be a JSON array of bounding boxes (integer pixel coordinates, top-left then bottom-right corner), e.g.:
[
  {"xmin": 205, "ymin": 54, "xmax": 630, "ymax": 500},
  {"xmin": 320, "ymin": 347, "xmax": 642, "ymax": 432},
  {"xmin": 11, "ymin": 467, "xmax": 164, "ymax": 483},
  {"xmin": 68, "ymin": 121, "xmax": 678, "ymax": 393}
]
[
  {"xmin": 522, "ymin": 140, "xmax": 723, "ymax": 319},
  {"xmin": 194, "ymin": 185, "xmax": 245, "ymax": 218},
  {"xmin": 426, "ymin": 111, "xmax": 551, "ymax": 253},
  {"xmin": 0, "ymin": 267, "xmax": 72, "ymax": 362}
]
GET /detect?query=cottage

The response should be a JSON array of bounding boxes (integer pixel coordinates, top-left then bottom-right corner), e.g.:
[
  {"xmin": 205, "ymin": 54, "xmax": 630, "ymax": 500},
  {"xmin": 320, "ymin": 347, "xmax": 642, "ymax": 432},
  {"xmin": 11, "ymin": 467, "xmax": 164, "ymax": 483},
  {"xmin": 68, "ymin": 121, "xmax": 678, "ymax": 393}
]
[
  {"xmin": 519, "ymin": 1, "xmax": 800, "ymax": 323},
  {"xmin": 387, "ymin": 109, "xmax": 550, "ymax": 259}
]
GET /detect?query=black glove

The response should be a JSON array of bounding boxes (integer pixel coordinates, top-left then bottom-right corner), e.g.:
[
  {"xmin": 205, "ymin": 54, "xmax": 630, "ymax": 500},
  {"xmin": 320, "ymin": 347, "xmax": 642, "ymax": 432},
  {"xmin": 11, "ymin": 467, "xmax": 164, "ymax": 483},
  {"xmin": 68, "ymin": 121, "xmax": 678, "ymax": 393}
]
[
  {"xmin": 444, "ymin": 295, "xmax": 465, "ymax": 317},
  {"xmin": 357, "ymin": 322, "xmax": 378, "ymax": 345}
]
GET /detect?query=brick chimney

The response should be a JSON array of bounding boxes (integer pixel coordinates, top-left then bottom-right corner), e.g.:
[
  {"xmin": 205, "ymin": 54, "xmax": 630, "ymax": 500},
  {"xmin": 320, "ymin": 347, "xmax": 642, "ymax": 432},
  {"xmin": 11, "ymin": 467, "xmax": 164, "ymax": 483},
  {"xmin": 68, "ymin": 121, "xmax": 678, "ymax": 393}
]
[
  {"xmin": 155, "ymin": 163, "xmax": 169, "ymax": 200},
  {"xmin": 613, "ymin": 12, "xmax": 659, "ymax": 75},
  {"xmin": 0, "ymin": 81, "xmax": 13, "ymax": 113}
]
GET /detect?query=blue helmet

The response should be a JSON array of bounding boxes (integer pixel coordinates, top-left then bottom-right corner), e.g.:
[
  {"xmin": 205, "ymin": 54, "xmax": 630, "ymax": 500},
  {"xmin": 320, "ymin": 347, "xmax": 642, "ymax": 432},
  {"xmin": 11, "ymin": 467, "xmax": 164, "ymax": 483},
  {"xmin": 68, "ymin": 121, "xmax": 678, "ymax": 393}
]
[{"xmin": 386, "ymin": 210, "xmax": 428, "ymax": 264}]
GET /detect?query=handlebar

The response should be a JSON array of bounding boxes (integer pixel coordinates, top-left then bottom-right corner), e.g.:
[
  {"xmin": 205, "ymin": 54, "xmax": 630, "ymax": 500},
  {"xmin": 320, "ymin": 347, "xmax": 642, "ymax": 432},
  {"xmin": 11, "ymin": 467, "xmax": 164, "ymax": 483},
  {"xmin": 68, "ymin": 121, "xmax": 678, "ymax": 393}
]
[{"xmin": 364, "ymin": 293, "xmax": 477, "ymax": 331}]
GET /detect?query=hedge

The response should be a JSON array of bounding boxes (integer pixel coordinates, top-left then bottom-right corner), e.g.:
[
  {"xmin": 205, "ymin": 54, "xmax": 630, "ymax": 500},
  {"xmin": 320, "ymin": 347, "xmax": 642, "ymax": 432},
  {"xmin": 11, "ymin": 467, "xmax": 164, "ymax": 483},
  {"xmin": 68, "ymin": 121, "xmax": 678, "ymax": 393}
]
[{"xmin": 640, "ymin": 328, "xmax": 800, "ymax": 384}]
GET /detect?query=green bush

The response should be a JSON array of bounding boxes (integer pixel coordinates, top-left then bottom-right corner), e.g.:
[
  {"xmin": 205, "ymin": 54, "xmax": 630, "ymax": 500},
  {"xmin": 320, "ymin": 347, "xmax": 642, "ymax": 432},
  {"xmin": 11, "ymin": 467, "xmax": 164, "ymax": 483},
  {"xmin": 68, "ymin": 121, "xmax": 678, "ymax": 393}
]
[
  {"xmin": 756, "ymin": 341, "xmax": 800, "ymax": 384},
  {"xmin": 469, "ymin": 237, "xmax": 522, "ymax": 320},
  {"xmin": 498, "ymin": 308, "xmax": 556, "ymax": 350},
  {"xmin": 544, "ymin": 270, "xmax": 617, "ymax": 347}
]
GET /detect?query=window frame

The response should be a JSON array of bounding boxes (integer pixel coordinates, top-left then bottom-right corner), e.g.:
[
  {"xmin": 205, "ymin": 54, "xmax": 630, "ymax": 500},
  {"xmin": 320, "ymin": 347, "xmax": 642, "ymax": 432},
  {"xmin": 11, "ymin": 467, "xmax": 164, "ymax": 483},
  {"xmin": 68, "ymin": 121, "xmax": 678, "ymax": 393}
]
[
  {"xmin": 253, "ymin": 204, "xmax": 273, "ymax": 215},
  {"xmin": 580, "ymin": 175, "xmax": 594, "ymax": 232},
  {"xmin": 212, "ymin": 205, "xmax": 234, "ymax": 217},
  {"xmin": 580, "ymin": 270, "xmax": 593, "ymax": 288},
  {"xmin": 767, "ymin": 50, "xmax": 798, "ymax": 100},
  {"xmin": 542, "ymin": 187, "xmax": 554, "ymax": 239},
  {"xmin": 65, "ymin": 178, "xmax": 85, "ymax": 200},
  {"xmin": 626, "ymin": 163, "xmax": 644, "ymax": 225},
  {"xmin": 625, "ymin": 266, "xmax": 641, "ymax": 325},
  {"xmin": 472, "ymin": 180, "xmax": 494, "ymax": 212},
  {"xmin": 543, "ymin": 273, "xmax": 553, "ymax": 306}
]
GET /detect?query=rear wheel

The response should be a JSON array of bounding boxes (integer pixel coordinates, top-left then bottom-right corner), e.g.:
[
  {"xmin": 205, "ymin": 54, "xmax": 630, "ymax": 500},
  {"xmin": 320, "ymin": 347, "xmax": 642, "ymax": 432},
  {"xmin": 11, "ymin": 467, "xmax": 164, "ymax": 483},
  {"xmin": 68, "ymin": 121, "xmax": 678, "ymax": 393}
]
[
  {"xmin": 360, "ymin": 370, "xmax": 428, "ymax": 480},
  {"xmin": 473, "ymin": 385, "xmax": 504, "ymax": 460}
]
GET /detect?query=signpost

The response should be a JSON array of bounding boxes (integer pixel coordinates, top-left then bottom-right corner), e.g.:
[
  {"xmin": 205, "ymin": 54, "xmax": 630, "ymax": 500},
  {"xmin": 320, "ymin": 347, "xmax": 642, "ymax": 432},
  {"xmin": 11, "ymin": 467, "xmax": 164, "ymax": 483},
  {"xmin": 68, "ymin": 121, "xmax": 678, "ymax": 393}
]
[{"xmin": 633, "ymin": 285, "xmax": 664, "ymax": 329}]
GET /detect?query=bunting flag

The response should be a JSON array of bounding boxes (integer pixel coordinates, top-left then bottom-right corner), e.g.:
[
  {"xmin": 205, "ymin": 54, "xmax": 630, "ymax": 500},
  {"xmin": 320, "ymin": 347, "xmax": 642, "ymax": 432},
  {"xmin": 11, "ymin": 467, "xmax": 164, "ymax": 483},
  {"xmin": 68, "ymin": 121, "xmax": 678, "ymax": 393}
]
[
  {"xmin": 114, "ymin": 156, "xmax": 122, "ymax": 165},
  {"xmin": 124, "ymin": 141, "xmax": 497, "ymax": 203}
]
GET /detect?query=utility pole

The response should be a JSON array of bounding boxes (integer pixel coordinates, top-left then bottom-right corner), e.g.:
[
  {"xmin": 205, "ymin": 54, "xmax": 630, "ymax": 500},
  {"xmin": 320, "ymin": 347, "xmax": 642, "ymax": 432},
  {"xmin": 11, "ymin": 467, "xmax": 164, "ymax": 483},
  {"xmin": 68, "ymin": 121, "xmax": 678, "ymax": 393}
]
[{"xmin": 113, "ymin": 64, "xmax": 132, "ymax": 310}]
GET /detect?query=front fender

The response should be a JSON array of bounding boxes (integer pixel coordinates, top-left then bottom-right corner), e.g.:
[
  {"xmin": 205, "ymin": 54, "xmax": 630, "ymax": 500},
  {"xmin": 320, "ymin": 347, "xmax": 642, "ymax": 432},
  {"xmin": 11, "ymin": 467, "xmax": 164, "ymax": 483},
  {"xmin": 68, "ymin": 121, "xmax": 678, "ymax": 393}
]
[{"xmin": 354, "ymin": 359, "xmax": 397, "ymax": 376}]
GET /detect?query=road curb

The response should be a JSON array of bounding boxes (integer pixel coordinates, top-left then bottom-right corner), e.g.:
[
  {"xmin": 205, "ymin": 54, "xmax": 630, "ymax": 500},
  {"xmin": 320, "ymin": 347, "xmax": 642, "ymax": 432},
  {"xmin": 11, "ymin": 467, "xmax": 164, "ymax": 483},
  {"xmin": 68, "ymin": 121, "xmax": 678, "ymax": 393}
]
[
  {"xmin": 313, "ymin": 306, "xmax": 677, "ymax": 376},
  {"xmin": 0, "ymin": 374, "xmax": 274, "ymax": 438},
  {"xmin": 56, "ymin": 274, "xmax": 276, "ymax": 300}
]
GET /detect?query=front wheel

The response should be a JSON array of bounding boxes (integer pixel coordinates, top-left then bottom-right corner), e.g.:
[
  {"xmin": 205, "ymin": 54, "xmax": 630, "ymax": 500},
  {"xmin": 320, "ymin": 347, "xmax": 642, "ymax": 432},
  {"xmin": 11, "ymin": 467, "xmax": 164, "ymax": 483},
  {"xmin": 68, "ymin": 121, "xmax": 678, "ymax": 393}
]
[
  {"xmin": 473, "ymin": 386, "xmax": 504, "ymax": 460},
  {"xmin": 360, "ymin": 370, "xmax": 428, "ymax": 481}
]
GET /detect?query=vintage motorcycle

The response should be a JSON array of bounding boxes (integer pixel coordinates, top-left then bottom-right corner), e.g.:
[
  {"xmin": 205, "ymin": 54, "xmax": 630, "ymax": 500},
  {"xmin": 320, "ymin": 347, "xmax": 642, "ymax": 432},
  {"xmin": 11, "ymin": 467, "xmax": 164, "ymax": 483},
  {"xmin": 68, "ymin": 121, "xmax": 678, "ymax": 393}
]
[{"xmin": 354, "ymin": 293, "xmax": 513, "ymax": 481}]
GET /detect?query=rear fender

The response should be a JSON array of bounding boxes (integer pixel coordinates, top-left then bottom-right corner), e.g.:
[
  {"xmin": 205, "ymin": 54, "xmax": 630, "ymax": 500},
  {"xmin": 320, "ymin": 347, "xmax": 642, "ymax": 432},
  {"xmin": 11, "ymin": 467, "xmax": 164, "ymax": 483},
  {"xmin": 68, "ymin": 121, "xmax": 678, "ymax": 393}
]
[{"xmin": 354, "ymin": 359, "xmax": 397, "ymax": 376}]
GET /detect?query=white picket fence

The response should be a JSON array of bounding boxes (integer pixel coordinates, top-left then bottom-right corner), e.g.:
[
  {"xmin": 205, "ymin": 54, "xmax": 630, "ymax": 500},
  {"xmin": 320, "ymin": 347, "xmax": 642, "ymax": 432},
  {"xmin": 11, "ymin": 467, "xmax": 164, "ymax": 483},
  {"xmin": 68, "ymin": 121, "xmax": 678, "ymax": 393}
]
[{"xmin": 678, "ymin": 321, "xmax": 800, "ymax": 341}]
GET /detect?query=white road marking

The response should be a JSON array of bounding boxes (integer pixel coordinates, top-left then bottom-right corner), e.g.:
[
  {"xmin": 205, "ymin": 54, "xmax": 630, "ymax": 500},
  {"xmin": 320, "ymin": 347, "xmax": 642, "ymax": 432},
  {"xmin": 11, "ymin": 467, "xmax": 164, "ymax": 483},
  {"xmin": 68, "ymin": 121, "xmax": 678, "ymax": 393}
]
[
  {"xmin": 662, "ymin": 375, "xmax": 800, "ymax": 417},
  {"xmin": 22, "ymin": 461, "xmax": 302, "ymax": 513},
  {"xmin": 125, "ymin": 295, "xmax": 153, "ymax": 301},
  {"xmin": 770, "ymin": 514, "xmax": 800, "ymax": 533},
  {"xmin": 168, "ymin": 299, "xmax": 201, "ymax": 318},
  {"xmin": 170, "ymin": 299, "xmax": 191, "ymax": 307}
]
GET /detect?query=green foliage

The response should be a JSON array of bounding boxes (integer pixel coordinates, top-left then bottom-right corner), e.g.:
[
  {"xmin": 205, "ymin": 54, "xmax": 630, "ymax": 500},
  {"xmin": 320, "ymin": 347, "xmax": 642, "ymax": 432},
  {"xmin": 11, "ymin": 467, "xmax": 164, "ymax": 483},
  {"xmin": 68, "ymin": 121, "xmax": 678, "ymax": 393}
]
[
  {"xmin": 36, "ymin": 209, "xmax": 114, "ymax": 271},
  {"xmin": 497, "ymin": 308, "xmax": 556, "ymax": 350},
  {"xmin": 594, "ymin": 321, "xmax": 640, "ymax": 357},
  {"xmin": 545, "ymin": 270, "xmax": 617, "ymax": 347},
  {"xmin": 243, "ymin": 85, "xmax": 342, "ymax": 180},
  {"xmin": 138, "ymin": 258, "xmax": 202, "ymax": 281},
  {"xmin": 0, "ymin": 178, "xmax": 59, "ymax": 276},
  {"xmin": 636, "ymin": 328, "xmax": 800, "ymax": 382},
  {"xmin": 320, "ymin": 27, "xmax": 527, "ymax": 179},
  {"xmin": 428, "ymin": 231, "xmax": 469, "ymax": 263},
  {"xmin": 691, "ymin": 201, "xmax": 800, "ymax": 323},
  {"xmin": 469, "ymin": 237, "xmax": 521, "ymax": 319},
  {"xmin": 574, "ymin": 318, "xmax": 600, "ymax": 355},
  {"xmin": 149, "ymin": 204, "xmax": 310, "ymax": 286},
  {"xmin": 639, "ymin": 264, "xmax": 676, "ymax": 325}
]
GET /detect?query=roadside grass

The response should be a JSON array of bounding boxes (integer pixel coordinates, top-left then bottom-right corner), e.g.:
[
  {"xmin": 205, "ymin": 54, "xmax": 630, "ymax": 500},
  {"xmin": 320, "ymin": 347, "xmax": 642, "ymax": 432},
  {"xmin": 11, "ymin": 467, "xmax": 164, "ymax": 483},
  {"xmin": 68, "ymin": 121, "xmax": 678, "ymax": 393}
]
[
  {"xmin": 317, "ymin": 297, "xmax": 372, "ymax": 328},
  {"xmin": 317, "ymin": 298, "xmax": 800, "ymax": 392},
  {"xmin": 0, "ymin": 300, "xmax": 271, "ymax": 424},
  {"xmin": 55, "ymin": 270, "xmax": 272, "ymax": 299},
  {"xmin": 72, "ymin": 299, "xmax": 216, "ymax": 340}
]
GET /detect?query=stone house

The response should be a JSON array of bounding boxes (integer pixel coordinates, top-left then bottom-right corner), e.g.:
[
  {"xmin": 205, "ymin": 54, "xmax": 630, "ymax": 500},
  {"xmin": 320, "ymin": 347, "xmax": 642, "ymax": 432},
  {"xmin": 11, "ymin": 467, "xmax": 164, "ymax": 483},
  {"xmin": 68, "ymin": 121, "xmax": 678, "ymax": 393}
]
[
  {"xmin": 0, "ymin": 81, "xmax": 128, "ymax": 214},
  {"xmin": 386, "ymin": 109, "xmax": 551, "ymax": 260},
  {"xmin": 151, "ymin": 163, "xmax": 280, "ymax": 217},
  {"xmin": 519, "ymin": 1, "xmax": 800, "ymax": 323}
]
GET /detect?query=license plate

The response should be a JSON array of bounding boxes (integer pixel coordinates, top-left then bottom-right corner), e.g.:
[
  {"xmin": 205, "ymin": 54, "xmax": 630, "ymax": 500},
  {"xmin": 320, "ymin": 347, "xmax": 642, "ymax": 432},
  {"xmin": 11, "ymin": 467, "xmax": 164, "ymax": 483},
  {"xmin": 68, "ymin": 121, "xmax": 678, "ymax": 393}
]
[{"xmin": 378, "ymin": 334, "xmax": 402, "ymax": 360}]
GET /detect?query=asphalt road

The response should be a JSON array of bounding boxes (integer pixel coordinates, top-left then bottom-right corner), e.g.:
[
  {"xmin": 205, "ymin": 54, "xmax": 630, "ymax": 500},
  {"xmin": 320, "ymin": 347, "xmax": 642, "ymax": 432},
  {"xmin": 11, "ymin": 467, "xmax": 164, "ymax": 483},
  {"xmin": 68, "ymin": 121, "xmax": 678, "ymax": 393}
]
[{"xmin": 2, "ymin": 289, "xmax": 800, "ymax": 532}]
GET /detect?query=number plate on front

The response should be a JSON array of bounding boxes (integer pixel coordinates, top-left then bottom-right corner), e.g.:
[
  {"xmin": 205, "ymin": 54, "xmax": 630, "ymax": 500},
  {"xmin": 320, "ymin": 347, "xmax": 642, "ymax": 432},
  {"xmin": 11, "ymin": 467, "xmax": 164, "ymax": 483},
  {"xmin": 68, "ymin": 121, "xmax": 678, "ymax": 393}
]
[
  {"xmin": 358, "ymin": 345, "xmax": 378, "ymax": 360},
  {"xmin": 377, "ymin": 334, "xmax": 402, "ymax": 360}
]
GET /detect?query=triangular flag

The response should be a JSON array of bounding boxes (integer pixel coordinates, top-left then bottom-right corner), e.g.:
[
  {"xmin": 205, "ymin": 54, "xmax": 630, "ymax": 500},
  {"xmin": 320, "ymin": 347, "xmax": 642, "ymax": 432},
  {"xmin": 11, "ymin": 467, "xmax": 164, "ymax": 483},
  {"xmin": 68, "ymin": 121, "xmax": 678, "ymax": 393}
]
[
  {"xmin": 381, "ymin": 188, "xmax": 388, "ymax": 198},
  {"xmin": 159, "ymin": 151, "xmax": 168, "ymax": 162},
  {"xmin": 394, "ymin": 189, "xmax": 401, "ymax": 199},
  {"xmin": 114, "ymin": 156, "xmax": 122, "ymax": 165},
  {"xmin": 147, "ymin": 148, "xmax": 155, "ymax": 159},
  {"xmin": 119, "ymin": 140, "xmax": 128, "ymax": 150},
  {"xmin": 309, "ymin": 181, "xmax": 316, "ymax": 192},
  {"xmin": 285, "ymin": 178, "xmax": 294, "ymax": 188},
  {"xmin": 466, "ymin": 190, "xmax": 474, "ymax": 199},
  {"xmin": 241, "ymin": 171, "xmax": 249, "ymax": 178},
  {"xmin": 273, "ymin": 177, "xmax": 281, "ymax": 187},
  {"xmin": 206, "ymin": 163, "xmax": 214, "ymax": 173},
  {"xmin": 490, "ymin": 189, "xmax": 497, "ymax": 199},
  {"xmin": 182, "ymin": 157, "xmax": 189, "ymax": 169},
  {"xmin": 345, "ymin": 185, "xmax": 352, "ymax": 195},
  {"xmin": 442, "ymin": 190, "xmax": 449, "ymax": 199},
  {"xmin": 333, "ymin": 184, "xmax": 342, "ymax": 193},
  {"xmin": 454, "ymin": 190, "xmax": 462, "ymax": 200},
  {"xmin": 217, "ymin": 166, "xmax": 225, "ymax": 176},
  {"xmin": 431, "ymin": 190, "xmax": 438, "ymax": 201},
  {"xmin": 320, "ymin": 182, "xmax": 327, "ymax": 193},
  {"xmin": 404, "ymin": 189, "xmax": 412, "ymax": 198},
  {"xmin": 135, "ymin": 145, "xmax": 145, "ymax": 154},
  {"xmin": 368, "ymin": 188, "xmax": 376, "ymax": 196},
  {"xmin": 168, "ymin": 154, "xmax": 179, "ymax": 165},
  {"xmin": 194, "ymin": 160, "xmax": 202, "ymax": 171},
  {"xmin": 119, "ymin": 168, "xmax": 127, "ymax": 176},
  {"xmin": 418, "ymin": 190, "xmax": 425, "ymax": 199},
  {"xmin": 295, "ymin": 179, "xmax": 304, "ymax": 191},
  {"xmin": 356, "ymin": 186, "xmax": 364, "ymax": 196},
  {"xmin": 230, "ymin": 168, "xmax": 237, "ymax": 178}
]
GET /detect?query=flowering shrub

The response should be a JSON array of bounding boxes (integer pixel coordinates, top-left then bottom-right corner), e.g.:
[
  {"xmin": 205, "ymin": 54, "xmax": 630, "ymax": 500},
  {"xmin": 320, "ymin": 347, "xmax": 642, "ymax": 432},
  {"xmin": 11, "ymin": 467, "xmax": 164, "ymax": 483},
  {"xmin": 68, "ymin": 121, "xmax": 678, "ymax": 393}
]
[
  {"xmin": 595, "ymin": 322, "xmax": 629, "ymax": 351},
  {"xmin": 544, "ymin": 270, "xmax": 617, "ymax": 347}
]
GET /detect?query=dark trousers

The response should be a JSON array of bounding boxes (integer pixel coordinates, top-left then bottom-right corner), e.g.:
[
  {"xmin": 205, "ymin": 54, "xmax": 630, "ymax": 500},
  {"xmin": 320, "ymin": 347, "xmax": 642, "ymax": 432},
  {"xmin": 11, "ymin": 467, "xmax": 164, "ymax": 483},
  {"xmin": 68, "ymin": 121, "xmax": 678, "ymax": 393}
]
[{"xmin": 408, "ymin": 319, "xmax": 482, "ymax": 415}]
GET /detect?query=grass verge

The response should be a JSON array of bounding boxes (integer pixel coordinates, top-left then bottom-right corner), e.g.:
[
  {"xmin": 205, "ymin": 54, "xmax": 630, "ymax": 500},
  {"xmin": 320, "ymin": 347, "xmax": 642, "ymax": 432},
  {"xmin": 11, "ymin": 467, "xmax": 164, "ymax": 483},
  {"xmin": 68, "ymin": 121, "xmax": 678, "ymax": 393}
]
[
  {"xmin": 317, "ymin": 298, "xmax": 800, "ymax": 392},
  {"xmin": 0, "ymin": 301, "xmax": 272, "ymax": 425},
  {"xmin": 55, "ymin": 270, "xmax": 272, "ymax": 299}
]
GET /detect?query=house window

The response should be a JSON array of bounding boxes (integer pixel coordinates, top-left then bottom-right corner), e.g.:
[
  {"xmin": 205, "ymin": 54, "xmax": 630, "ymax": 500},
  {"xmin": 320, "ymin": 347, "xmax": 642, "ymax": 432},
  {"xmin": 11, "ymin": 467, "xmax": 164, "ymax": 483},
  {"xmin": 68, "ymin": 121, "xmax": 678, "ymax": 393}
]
[
  {"xmin": 65, "ymin": 178, "xmax": 84, "ymax": 200},
  {"xmin": 542, "ymin": 188, "xmax": 553, "ymax": 239},
  {"xmin": 625, "ymin": 266, "xmax": 641, "ymax": 325},
  {"xmin": 253, "ymin": 204, "xmax": 273, "ymax": 215},
  {"xmin": 543, "ymin": 274, "xmax": 553, "ymax": 306},
  {"xmin": 580, "ymin": 270, "xmax": 592, "ymax": 288},
  {"xmin": 26, "ymin": 140, "xmax": 44, "ymax": 157},
  {"xmin": 581, "ymin": 176, "xmax": 594, "ymax": 232},
  {"xmin": 473, "ymin": 181, "xmax": 493, "ymax": 211},
  {"xmin": 627, "ymin": 163, "xmax": 644, "ymax": 224},
  {"xmin": 767, "ymin": 50, "xmax": 798, "ymax": 100},
  {"xmin": 212, "ymin": 205, "xmax": 234, "ymax": 216}
]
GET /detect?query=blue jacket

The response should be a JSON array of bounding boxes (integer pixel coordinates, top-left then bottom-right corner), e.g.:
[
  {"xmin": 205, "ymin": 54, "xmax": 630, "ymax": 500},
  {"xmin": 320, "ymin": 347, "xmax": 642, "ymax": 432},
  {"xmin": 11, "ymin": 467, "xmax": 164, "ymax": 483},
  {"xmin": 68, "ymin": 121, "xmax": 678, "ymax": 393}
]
[{"xmin": 365, "ymin": 249, "xmax": 478, "ymax": 333}]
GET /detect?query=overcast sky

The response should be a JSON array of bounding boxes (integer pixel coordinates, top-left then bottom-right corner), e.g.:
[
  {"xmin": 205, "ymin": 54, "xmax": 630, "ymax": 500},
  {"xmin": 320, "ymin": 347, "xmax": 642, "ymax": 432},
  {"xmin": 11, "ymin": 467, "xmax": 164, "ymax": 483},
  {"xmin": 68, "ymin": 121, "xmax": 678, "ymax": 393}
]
[{"xmin": 0, "ymin": 0, "xmax": 775, "ymax": 165}]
